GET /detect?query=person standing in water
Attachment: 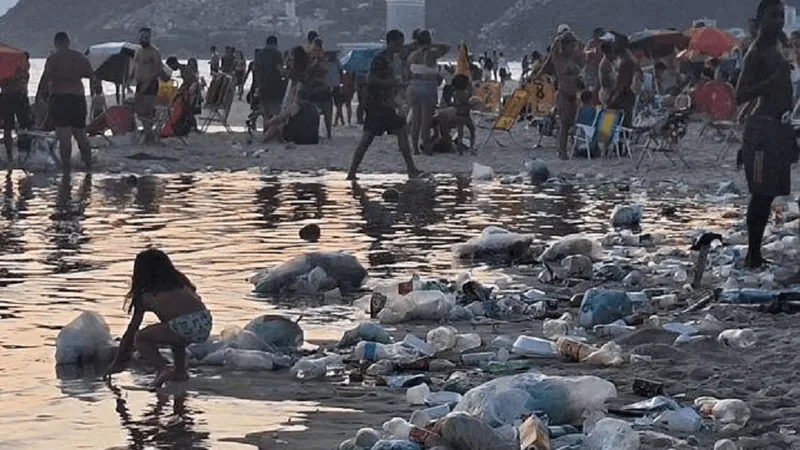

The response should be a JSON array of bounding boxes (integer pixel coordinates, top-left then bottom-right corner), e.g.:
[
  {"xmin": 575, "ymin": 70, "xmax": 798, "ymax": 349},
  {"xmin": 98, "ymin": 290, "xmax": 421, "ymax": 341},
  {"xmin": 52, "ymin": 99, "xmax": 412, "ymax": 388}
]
[
  {"xmin": 131, "ymin": 27, "xmax": 164, "ymax": 144},
  {"xmin": 407, "ymin": 29, "xmax": 450, "ymax": 154},
  {"xmin": 736, "ymin": 0, "xmax": 797, "ymax": 269},
  {"xmin": 36, "ymin": 31, "xmax": 95, "ymax": 174},
  {"xmin": 105, "ymin": 248, "xmax": 212, "ymax": 389},
  {"xmin": 346, "ymin": 30, "xmax": 422, "ymax": 180}
]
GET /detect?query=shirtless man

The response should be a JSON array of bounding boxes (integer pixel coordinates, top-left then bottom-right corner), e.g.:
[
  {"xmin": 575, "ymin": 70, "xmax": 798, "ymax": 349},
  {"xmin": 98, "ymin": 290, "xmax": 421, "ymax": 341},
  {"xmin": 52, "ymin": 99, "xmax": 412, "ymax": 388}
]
[
  {"xmin": 1, "ymin": 49, "xmax": 31, "ymax": 165},
  {"xmin": 36, "ymin": 31, "xmax": 94, "ymax": 174},
  {"xmin": 346, "ymin": 30, "xmax": 422, "ymax": 180},
  {"xmin": 735, "ymin": 0, "xmax": 796, "ymax": 269},
  {"xmin": 598, "ymin": 39, "xmax": 616, "ymax": 106},
  {"xmin": 131, "ymin": 27, "xmax": 164, "ymax": 144},
  {"xmin": 534, "ymin": 25, "xmax": 584, "ymax": 159},
  {"xmin": 608, "ymin": 36, "xmax": 638, "ymax": 128}
]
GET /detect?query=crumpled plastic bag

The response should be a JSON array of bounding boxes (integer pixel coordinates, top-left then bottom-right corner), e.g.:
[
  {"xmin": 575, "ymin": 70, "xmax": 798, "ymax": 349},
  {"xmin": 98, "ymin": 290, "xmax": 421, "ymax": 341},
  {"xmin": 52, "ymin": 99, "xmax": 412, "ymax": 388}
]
[
  {"xmin": 424, "ymin": 412, "xmax": 518, "ymax": 450},
  {"xmin": 454, "ymin": 226, "xmax": 533, "ymax": 261},
  {"xmin": 223, "ymin": 348, "xmax": 291, "ymax": 371},
  {"xmin": 577, "ymin": 289, "xmax": 634, "ymax": 328},
  {"xmin": 221, "ymin": 325, "xmax": 279, "ymax": 353},
  {"xmin": 252, "ymin": 252, "xmax": 367, "ymax": 295},
  {"xmin": 472, "ymin": 162, "xmax": 495, "ymax": 181},
  {"xmin": 55, "ymin": 311, "xmax": 116, "ymax": 365},
  {"xmin": 377, "ymin": 290, "xmax": 456, "ymax": 325},
  {"xmin": 584, "ymin": 418, "xmax": 640, "ymax": 450},
  {"xmin": 610, "ymin": 204, "xmax": 643, "ymax": 229},
  {"xmin": 453, "ymin": 371, "xmax": 617, "ymax": 427},
  {"xmin": 583, "ymin": 342, "xmax": 624, "ymax": 366},
  {"xmin": 338, "ymin": 322, "xmax": 393, "ymax": 348},
  {"xmin": 540, "ymin": 235, "xmax": 602, "ymax": 262},
  {"xmin": 243, "ymin": 315, "xmax": 304, "ymax": 353}
]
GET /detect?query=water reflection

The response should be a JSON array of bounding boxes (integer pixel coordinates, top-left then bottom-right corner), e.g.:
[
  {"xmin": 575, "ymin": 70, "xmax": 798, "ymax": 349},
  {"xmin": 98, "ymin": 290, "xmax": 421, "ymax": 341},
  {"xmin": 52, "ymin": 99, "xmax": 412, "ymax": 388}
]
[
  {"xmin": 0, "ymin": 171, "xmax": 737, "ymax": 449},
  {"xmin": 108, "ymin": 381, "xmax": 209, "ymax": 450}
]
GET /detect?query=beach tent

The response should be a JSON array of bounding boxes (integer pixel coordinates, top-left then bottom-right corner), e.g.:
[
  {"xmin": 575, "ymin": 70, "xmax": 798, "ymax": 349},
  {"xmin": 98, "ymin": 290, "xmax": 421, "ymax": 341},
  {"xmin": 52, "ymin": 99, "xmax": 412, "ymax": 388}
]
[
  {"xmin": 340, "ymin": 48, "xmax": 384, "ymax": 78},
  {"xmin": 0, "ymin": 43, "xmax": 25, "ymax": 83},
  {"xmin": 85, "ymin": 42, "xmax": 138, "ymax": 84}
]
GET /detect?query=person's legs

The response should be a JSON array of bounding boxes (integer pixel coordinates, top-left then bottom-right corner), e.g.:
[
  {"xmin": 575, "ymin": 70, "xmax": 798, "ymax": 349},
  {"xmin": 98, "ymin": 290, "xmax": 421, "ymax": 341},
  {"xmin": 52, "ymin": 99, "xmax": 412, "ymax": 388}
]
[
  {"xmin": 392, "ymin": 127, "xmax": 420, "ymax": 178},
  {"xmin": 71, "ymin": 128, "xmax": 92, "ymax": 171},
  {"xmin": 134, "ymin": 322, "xmax": 187, "ymax": 388},
  {"xmin": 170, "ymin": 346, "xmax": 189, "ymax": 380},
  {"xmin": 419, "ymin": 96, "xmax": 436, "ymax": 154},
  {"xmin": 345, "ymin": 100, "xmax": 352, "ymax": 125},
  {"xmin": 410, "ymin": 96, "xmax": 423, "ymax": 155},
  {"xmin": 322, "ymin": 100, "xmax": 333, "ymax": 139},
  {"xmin": 55, "ymin": 127, "xmax": 73, "ymax": 175},
  {"xmin": 347, "ymin": 131, "xmax": 375, "ymax": 180},
  {"xmin": 746, "ymin": 193, "xmax": 774, "ymax": 268}
]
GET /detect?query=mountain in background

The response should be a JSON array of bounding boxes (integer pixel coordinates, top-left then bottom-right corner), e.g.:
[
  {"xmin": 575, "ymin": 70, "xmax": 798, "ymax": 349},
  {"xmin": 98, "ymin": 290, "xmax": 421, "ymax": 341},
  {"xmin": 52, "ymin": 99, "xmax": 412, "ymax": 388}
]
[{"xmin": 0, "ymin": 0, "xmax": 751, "ymax": 57}]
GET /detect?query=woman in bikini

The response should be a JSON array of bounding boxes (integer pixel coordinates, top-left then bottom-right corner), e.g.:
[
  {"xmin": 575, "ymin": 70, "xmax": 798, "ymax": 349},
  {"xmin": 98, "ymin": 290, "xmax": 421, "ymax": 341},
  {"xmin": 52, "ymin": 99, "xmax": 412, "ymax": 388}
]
[
  {"xmin": 406, "ymin": 30, "xmax": 450, "ymax": 154},
  {"xmin": 104, "ymin": 248, "xmax": 212, "ymax": 388}
]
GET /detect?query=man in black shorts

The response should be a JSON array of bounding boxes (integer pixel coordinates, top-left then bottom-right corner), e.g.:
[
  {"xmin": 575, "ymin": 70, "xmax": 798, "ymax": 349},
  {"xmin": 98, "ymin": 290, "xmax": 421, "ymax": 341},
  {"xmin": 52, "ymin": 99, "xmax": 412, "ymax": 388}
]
[
  {"xmin": 36, "ymin": 31, "xmax": 95, "ymax": 174},
  {"xmin": 346, "ymin": 30, "xmax": 422, "ymax": 180},
  {"xmin": 1, "ymin": 52, "xmax": 31, "ymax": 165}
]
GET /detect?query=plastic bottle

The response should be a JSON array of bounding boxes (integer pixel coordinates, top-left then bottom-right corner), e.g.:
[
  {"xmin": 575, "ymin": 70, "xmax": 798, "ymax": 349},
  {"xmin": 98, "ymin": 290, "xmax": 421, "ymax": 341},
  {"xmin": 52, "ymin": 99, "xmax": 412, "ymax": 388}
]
[
  {"xmin": 654, "ymin": 407, "xmax": 702, "ymax": 433},
  {"xmin": 423, "ymin": 391, "xmax": 462, "ymax": 407},
  {"xmin": 512, "ymin": 336, "xmax": 559, "ymax": 358},
  {"xmin": 406, "ymin": 383, "xmax": 431, "ymax": 406},
  {"xmin": 403, "ymin": 334, "xmax": 438, "ymax": 357},
  {"xmin": 382, "ymin": 417, "xmax": 413, "ymax": 440},
  {"xmin": 426, "ymin": 326, "xmax": 458, "ymax": 352},
  {"xmin": 717, "ymin": 329, "xmax": 757, "ymax": 348},
  {"xmin": 556, "ymin": 337, "xmax": 598, "ymax": 362},
  {"xmin": 719, "ymin": 289, "xmax": 777, "ymax": 304},
  {"xmin": 354, "ymin": 341, "xmax": 416, "ymax": 362},
  {"xmin": 593, "ymin": 320, "xmax": 635, "ymax": 338},
  {"xmin": 452, "ymin": 333, "xmax": 482, "ymax": 352},
  {"xmin": 291, "ymin": 354, "xmax": 344, "ymax": 380},
  {"xmin": 542, "ymin": 318, "xmax": 570, "ymax": 340},
  {"xmin": 461, "ymin": 352, "xmax": 496, "ymax": 366},
  {"xmin": 409, "ymin": 404, "xmax": 450, "ymax": 427}
]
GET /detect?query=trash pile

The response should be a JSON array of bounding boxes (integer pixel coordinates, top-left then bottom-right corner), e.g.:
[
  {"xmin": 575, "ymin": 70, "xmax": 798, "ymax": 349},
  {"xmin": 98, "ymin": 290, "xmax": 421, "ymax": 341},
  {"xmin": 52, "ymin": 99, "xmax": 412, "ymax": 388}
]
[{"xmin": 250, "ymin": 251, "xmax": 367, "ymax": 296}]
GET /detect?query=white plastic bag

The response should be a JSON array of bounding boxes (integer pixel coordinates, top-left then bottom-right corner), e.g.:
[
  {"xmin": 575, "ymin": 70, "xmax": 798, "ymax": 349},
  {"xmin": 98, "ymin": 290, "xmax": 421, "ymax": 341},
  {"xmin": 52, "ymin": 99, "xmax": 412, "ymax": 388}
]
[
  {"xmin": 55, "ymin": 311, "xmax": 114, "ymax": 365},
  {"xmin": 472, "ymin": 162, "xmax": 495, "ymax": 181},
  {"xmin": 585, "ymin": 418, "xmax": 640, "ymax": 450},
  {"xmin": 223, "ymin": 348, "xmax": 278, "ymax": 371}
]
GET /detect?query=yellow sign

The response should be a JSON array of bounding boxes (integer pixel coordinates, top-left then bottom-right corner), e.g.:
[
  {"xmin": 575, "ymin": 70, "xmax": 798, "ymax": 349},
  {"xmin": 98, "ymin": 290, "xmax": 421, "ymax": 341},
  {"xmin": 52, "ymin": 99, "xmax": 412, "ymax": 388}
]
[
  {"xmin": 476, "ymin": 81, "xmax": 501, "ymax": 111},
  {"xmin": 525, "ymin": 78, "xmax": 555, "ymax": 116},
  {"xmin": 494, "ymin": 89, "xmax": 529, "ymax": 131}
]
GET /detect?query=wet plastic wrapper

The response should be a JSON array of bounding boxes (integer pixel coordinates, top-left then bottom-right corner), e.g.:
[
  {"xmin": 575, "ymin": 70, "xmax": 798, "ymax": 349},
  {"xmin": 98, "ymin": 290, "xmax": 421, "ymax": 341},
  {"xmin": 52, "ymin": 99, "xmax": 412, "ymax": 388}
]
[
  {"xmin": 251, "ymin": 251, "xmax": 367, "ymax": 295},
  {"xmin": 454, "ymin": 226, "xmax": 533, "ymax": 261},
  {"xmin": 577, "ymin": 289, "xmax": 634, "ymax": 328},
  {"xmin": 584, "ymin": 418, "xmax": 640, "ymax": 450},
  {"xmin": 55, "ymin": 311, "xmax": 115, "ymax": 365},
  {"xmin": 453, "ymin": 371, "xmax": 617, "ymax": 427},
  {"xmin": 425, "ymin": 412, "xmax": 518, "ymax": 450},
  {"xmin": 243, "ymin": 315, "xmax": 304, "ymax": 352}
]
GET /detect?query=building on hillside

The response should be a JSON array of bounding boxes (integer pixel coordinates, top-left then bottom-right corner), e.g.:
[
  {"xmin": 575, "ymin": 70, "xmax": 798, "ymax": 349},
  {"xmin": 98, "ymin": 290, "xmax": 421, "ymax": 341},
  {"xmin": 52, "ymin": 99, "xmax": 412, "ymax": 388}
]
[{"xmin": 386, "ymin": 0, "xmax": 425, "ymax": 40}]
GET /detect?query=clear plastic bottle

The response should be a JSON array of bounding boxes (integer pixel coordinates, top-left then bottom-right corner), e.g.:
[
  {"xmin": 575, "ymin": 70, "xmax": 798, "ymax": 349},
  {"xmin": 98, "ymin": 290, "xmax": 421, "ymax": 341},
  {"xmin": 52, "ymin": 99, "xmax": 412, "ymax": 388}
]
[
  {"xmin": 717, "ymin": 329, "xmax": 757, "ymax": 348},
  {"xmin": 542, "ymin": 319, "xmax": 570, "ymax": 340},
  {"xmin": 291, "ymin": 354, "xmax": 344, "ymax": 380},
  {"xmin": 513, "ymin": 336, "xmax": 559, "ymax": 358},
  {"xmin": 354, "ymin": 341, "xmax": 415, "ymax": 362}
]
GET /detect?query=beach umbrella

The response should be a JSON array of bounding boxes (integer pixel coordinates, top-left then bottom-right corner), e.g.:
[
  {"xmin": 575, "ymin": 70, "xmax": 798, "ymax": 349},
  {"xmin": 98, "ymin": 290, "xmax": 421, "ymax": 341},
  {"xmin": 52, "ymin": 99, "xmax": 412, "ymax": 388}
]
[
  {"xmin": 0, "ymin": 44, "xmax": 25, "ymax": 84},
  {"xmin": 85, "ymin": 42, "xmax": 139, "ymax": 84},
  {"xmin": 340, "ymin": 48, "xmax": 384, "ymax": 78},
  {"xmin": 685, "ymin": 27, "xmax": 738, "ymax": 58},
  {"xmin": 629, "ymin": 30, "xmax": 690, "ymax": 58}
]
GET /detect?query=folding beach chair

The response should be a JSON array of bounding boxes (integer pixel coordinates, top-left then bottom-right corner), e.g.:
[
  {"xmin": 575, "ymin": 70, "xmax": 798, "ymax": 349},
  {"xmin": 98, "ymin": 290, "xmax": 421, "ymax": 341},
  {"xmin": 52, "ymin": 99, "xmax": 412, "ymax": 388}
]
[
  {"xmin": 87, "ymin": 104, "xmax": 136, "ymax": 144},
  {"xmin": 636, "ymin": 109, "xmax": 691, "ymax": 170},
  {"xmin": 478, "ymin": 88, "xmax": 529, "ymax": 151},
  {"xmin": 572, "ymin": 105, "xmax": 600, "ymax": 159},
  {"xmin": 595, "ymin": 109, "xmax": 630, "ymax": 158},
  {"xmin": 199, "ymin": 74, "xmax": 236, "ymax": 133}
]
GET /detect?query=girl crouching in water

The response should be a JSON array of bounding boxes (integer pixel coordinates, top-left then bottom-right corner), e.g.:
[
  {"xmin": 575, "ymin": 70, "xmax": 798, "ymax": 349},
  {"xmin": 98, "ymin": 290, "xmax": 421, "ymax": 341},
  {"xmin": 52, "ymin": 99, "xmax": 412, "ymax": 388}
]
[{"xmin": 105, "ymin": 249, "xmax": 212, "ymax": 388}]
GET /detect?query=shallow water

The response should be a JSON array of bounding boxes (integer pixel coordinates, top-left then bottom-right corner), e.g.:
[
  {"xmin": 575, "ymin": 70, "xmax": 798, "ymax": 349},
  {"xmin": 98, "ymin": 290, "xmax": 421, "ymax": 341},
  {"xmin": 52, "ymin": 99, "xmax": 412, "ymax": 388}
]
[{"xmin": 0, "ymin": 170, "xmax": 734, "ymax": 449}]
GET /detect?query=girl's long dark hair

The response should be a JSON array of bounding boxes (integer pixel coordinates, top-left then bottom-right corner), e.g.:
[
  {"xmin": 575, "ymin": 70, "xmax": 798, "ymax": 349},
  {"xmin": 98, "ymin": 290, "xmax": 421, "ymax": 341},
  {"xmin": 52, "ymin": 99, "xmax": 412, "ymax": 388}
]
[{"xmin": 124, "ymin": 248, "xmax": 195, "ymax": 313}]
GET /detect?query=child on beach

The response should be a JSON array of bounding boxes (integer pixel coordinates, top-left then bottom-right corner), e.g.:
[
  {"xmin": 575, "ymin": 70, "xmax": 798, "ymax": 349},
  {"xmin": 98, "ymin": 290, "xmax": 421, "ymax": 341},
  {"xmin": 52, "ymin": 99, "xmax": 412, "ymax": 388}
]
[
  {"xmin": 90, "ymin": 81, "xmax": 107, "ymax": 120},
  {"xmin": 104, "ymin": 248, "xmax": 212, "ymax": 388}
]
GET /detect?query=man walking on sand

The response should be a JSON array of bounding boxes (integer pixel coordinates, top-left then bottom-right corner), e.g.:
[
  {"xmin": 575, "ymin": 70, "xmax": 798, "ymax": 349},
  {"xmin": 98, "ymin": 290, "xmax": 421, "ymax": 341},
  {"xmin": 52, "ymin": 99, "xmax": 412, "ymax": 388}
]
[
  {"xmin": 36, "ymin": 31, "xmax": 94, "ymax": 174},
  {"xmin": 131, "ymin": 27, "xmax": 164, "ymax": 144},
  {"xmin": 1, "ymin": 49, "xmax": 31, "ymax": 166},
  {"xmin": 346, "ymin": 30, "xmax": 422, "ymax": 181},
  {"xmin": 255, "ymin": 35, "xmax": 285, "ymax": 128}
]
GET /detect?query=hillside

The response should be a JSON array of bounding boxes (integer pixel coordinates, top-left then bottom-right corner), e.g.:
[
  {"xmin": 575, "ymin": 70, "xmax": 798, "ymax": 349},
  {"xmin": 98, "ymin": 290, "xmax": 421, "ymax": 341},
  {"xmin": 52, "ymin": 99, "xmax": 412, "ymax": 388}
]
[{"xmin": 0, "ymin": 0, "xmax": 752, "ymax": 56}]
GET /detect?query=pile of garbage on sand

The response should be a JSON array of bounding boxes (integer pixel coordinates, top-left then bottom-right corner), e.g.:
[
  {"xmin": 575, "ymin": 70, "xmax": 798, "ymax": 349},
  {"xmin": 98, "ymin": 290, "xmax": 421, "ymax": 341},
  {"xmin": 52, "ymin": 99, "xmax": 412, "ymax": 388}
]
[{"xmin": 54, "ymin": 188, "xmax": 800, "ymax": 449}]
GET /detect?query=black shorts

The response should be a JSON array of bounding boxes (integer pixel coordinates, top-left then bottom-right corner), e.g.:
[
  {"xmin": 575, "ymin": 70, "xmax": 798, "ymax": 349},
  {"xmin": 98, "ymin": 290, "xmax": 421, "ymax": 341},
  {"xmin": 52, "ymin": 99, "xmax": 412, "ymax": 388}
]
[
  {"xmin": 0, "ymin": 91, "xmax": 31, "ymax": 130},
  {"xmin": 49, "ymin": 94, "xmax": 87, "ymax": 129},
  {"xmin": 136, "ymin": 79, "xmax": 159, "ymax": 96},
  {"xmin": 363, "ymin": 105, "xmax": 406, "ymax": 136}
]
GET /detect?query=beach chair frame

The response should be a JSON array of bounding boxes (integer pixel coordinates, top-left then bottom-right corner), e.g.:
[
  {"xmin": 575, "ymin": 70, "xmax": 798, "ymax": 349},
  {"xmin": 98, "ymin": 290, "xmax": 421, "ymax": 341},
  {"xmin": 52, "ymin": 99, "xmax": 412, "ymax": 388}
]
[
  {"xmin": 572, "ymin": 106, "xmax": 600, "ymax": 160},
  {"xmin": 199, "ymin": 74, "xmax": 236, "ymax": 133},
  {"xmin": 478, "ymin": 88, "xmax": 529, "ymax": 152}
]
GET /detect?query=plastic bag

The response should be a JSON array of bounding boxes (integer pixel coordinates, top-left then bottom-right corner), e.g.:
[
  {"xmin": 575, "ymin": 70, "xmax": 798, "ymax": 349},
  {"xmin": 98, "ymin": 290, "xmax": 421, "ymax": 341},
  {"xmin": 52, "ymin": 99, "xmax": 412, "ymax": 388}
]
[
  {"xmin": 223, "ymin": 348, "xmax": 279, "ymax": 371},
  {"xmin": 540, "ymin": 235, "xmax": 602, "ymax": 262},
  {"xmin": 425, "ymin": 412, "xmax": 518, "ymax": 450},
  {"xmin": 472, "ymin": 162, "xmax": 495, "ymax": 181},
  {"xmin": 584, "ymin": 418, "xmax": 640, "ymax": 450},
  {"xmin": 455, "ymin": 227, "xmax": 533, "ymax": 261},
  {"xmin": 377, "ymin": 290, "xmax": 455, "ymax": 325},
  {"xmin": 243, "ymin": 315, "xmax": 304, "ymax": 352},
  {"xmin": 220, "ymin": 325, "xmax": 278, "ymax": 353},
  {"xmin": 370, "ymin": 441, "xmax": 421, "ymax": 450},
  {"xmin": 583, "ymin": 342, "xmax": 624, "ymax": 366},
  {"xmin": 55, "ymin": 311, "xmax": 115, "ymax": 365},
  {"xmin": 291, "ymin": 354, "xmax": 344, "ymax": 380},
  {"xmin": 610, "ymin": 204, "xmax": 643, "ymax": 229},
  {"xmin": 654, "ymin": 407, "xmax": 701, "ymax": 433},
  {"xmin": 453, "ymin": 371, "xmax": 617, "ymax": 427},
  {"xmin": 338, "ymin": 322, "xmax": 393, "ymax": 348},
  {"xmin": 427, "ymin": 326, "xmax": 459, "ymax": 352},
  {"xmin": 252, "ymin": 251, "xmax": 367, "ymax": 295},
  {"xmin": 577, "ymin": 289, "xmax": 634, "ymax": 328}
]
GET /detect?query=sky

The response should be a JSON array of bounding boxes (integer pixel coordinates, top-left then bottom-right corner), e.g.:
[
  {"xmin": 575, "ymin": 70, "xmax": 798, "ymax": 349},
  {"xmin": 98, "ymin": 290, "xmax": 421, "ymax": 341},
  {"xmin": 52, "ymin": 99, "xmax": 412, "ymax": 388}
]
[{"xmin": 0, "ymin": 0, "xmax": 17, "ymax": 16}]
